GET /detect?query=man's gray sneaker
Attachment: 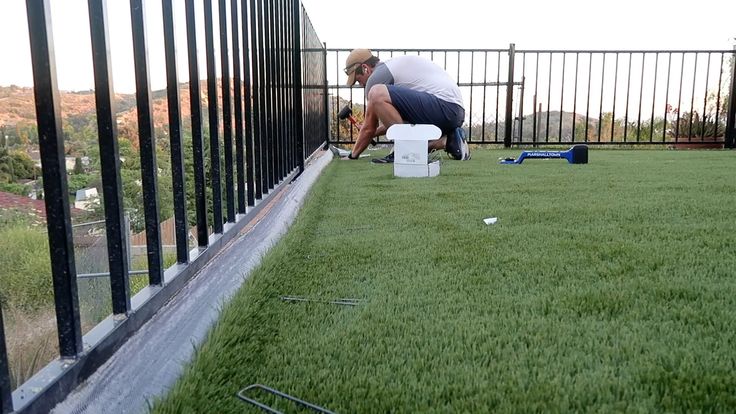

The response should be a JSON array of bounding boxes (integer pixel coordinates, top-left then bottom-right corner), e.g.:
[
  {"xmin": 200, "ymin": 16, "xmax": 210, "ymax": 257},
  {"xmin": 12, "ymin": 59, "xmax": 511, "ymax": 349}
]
[
  {"xmin": 460, "ymin": 137, "xmax": 470, "ymax": 160},
  {"xmin": 446, "ymin": 127, "xmax": 470, "ymax": 160},
  {"xmin": 371, "ymin": 152, "xmax": 394, "ymax": 164},
  {"xmin": 329, "ymin": 145, "xmax": 350, "ymax": 158}
]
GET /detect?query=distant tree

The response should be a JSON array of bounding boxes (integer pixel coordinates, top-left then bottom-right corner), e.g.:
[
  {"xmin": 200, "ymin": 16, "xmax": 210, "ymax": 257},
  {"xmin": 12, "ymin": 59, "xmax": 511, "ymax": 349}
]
[
  {"xmin": 0, "ymin": 148, "xmax": 38, "ymax": 183},
  {"xmin": 67, "ymin": 173, "xmax": 93, "ymax": 197},
  {"xmin": 73, "ymin": 156, "xmax": 85, "ymax": 174}
]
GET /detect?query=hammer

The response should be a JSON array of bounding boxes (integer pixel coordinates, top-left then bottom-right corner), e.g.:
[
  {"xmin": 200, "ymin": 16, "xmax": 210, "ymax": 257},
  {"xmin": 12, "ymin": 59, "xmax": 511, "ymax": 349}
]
[
  {"xmin": 338, "ymin": 105, "xmax": 376, "ymax": 145},
  {"xmin": 338, "ymin": 105, "xmax": 359, "ymax": 126}
]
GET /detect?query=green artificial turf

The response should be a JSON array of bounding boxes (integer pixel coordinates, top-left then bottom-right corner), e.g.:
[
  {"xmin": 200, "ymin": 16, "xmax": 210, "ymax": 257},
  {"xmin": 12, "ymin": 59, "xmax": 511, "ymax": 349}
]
[{"xmin": 153, "ymin": 148, "xmax": 736, "ymax": 413}]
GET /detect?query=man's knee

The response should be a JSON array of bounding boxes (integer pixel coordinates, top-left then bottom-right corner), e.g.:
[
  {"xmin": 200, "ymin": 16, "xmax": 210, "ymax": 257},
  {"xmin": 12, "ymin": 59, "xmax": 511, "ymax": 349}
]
[{"xmin": 368, "ymin": 84, "xmax": 391, "ymax": 104}]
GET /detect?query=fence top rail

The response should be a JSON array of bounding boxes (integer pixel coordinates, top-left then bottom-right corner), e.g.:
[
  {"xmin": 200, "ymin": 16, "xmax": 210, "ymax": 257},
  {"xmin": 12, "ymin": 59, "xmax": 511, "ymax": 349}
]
[
  {"xmin": 516, "ymin": 48, "xmax": 736, "ymax": 54},
  {"xmin": 326, "ymin": 47, "xmax": 510, "ymax": 53},
  {"xmin": 325, "ymin": 47, "xmax": 735, "ymax": 54}
]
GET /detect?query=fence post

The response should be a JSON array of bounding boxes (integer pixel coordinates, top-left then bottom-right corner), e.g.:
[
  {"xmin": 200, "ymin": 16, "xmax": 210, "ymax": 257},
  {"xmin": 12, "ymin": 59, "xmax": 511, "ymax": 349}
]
[
  {"xmin": 504, "ymin": 43, "xmax": 516, "ymax": 148},
  {"xmin": 725, "ymin": 49, "xmax": 736, "ymax": 149}
]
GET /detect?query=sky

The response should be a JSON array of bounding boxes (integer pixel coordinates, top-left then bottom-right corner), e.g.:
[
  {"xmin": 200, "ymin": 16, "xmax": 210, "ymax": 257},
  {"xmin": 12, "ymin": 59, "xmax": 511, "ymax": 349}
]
[{"xmin": 0, "ymin": 0, "xmax": 734, "ymax": 93}]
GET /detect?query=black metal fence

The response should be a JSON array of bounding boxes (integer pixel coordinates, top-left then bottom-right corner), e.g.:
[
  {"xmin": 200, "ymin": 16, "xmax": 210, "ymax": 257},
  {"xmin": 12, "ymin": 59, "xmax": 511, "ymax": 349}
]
[
  {"xmin": 324, "ymin": 46, "xmax": 736, "ymax": 148},
  {"xmin": 1, "ymin": 0, "xmax": 325, "ymax": 412},
  {"xmin": 3, "ymin": 4, "xmax": 735, "ymax": 412}
]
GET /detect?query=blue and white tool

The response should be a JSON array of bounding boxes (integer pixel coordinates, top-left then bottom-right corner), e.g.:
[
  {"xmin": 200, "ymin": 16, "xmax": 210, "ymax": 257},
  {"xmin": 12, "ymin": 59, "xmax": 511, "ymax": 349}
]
[{"xmin": 499, "ymin": 144, "xmax": 588, "ymax": 164}]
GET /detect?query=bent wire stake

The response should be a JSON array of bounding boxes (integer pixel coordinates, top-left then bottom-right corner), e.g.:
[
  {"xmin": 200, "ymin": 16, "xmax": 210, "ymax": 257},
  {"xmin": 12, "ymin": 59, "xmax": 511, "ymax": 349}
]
[
  {"xmin": 280, "ymin": 296, "xmax": 360, "ymax": 306},
  {"xmin": 237, "ymin": 384, "xmax": 337, "ymax": 414}
]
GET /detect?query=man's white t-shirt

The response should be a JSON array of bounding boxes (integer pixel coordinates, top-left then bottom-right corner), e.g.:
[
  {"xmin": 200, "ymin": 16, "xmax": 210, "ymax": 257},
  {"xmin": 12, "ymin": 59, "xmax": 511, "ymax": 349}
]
[{"xmin": 365, "ymin": 55, "xmax": 464, "ymax": 108}]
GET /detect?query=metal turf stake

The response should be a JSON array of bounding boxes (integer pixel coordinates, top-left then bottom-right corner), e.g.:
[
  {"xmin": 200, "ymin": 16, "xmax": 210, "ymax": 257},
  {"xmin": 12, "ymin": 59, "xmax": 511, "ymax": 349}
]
[
  {"xmin": 280, "ymin": 296, "xmax": 360, "ymax": 306},
  {"xmin": 237, "ymin": 384, "xmax": 337, "ymax": 414}
]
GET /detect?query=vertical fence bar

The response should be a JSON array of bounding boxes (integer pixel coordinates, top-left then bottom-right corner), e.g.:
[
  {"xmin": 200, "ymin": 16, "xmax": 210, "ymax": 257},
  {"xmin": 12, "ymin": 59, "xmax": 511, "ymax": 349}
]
[
  {"xmin": 517, "ymin": 53, "xmax": 524, "ymax": 143},
  {"xmin": 504, "ymin": 44, "xmax": 515, "ymax": 147},
  {"xmin": 675, "ymin": 53, "xmax": 685, "ymax": 139},
  {"xmin": 287, "ymin": 2, "xmax": 296, "ymax": 165},
  {"xmin": 289, "ymin": 2, "xmax": 296, "ymax": 164},
  {"xmin": 637, "ymin": 53, "xmax": 646, "ymax": 141},
  {"xmin": 611, "ymin": 52, "xmax": 620, "ymax": 141},
  {"xmin": 649, "ymin": 53, "xmax": 660, "ymax": 142},
  {"xmin": 533, "ymin": 52, "xmax": 539, "ymax": 144},
  {"xmin": 282, "ymin": 0, "xmax": 289, "ymax": 171},
  {"xmin": 162, "ymin": 0, "xmax": 189, "ymax": 263},
  {"xmin": 663, "ymin": 53, "xmax": 672, "ymax": 142},
  {"xmin": 323, "ymin": 42, "xmax": 330, "ymax": 148},
  {"xmin": 241, "ymin": 0, "xmax": 256, "ymax": 206},
  {"xmin": 701, "ymin": 53, "xmax": 711, "ymax": 140},
  {"xmin": 185, "ymin": 0, "xmax": 209, "ymax": 247},
  {"xmin": 231, "ymin": 0, "xmax": 246, "ymax": 214},
  {"xmin": 259, "ymin": 0, "xmax": 270, "ymax": 189},
  {"xmin": 572, "ymin": 52, "xmax": 579, "ymax": 141},
  {"xmin": 266, "ymin": 0, "xmax": 279, "ymax": 184},
  {"xmin": 89, "ymin": 0, "xmax": 131, "ymax": 315},
  {"xmin": 265, "ymin": 0, "xmax": 276, "ymax": 189},
  {"xmin": 131, "ymin": 0, "xmax": 164, "ymax": 286},
  {"xmin": 291, "ymin": 1, "xmax": 299, "ymax": 158},
  {"xmin": 268, "ymin": 0, "xmax": 279, "ymax": 184},
  {"xmin": 545, "ymin": 52, "xmax": 552, "ymax": 142},
  {"xmin": 585, "ymin": 53, "xmax": 592, "ymax": 141},
  {"xmin": 293, "ymin": 0, "xmax": 305, "ymax": 171},
  {"xmin": 204, "ymin": 0, "xmax": 224, "ymax": 233},
  {"xmin": 274, "ymin": 0, "xmax": 283, "ymax": 179},
  {"xmin": 715, "ymin": 53, "xmax": 725, "ymax": 139},
  {"xmin": 283, "ymin": 0, "xmax": 291, "ymax": 174},
  {"xmin": 293, "ymin": 1, "xmax": 300, "ymax": 161},
  {"xmin": 598, "ymin": 53, "xmax": 606, "ymax": 142},
  {"xmin": 622, "ymin": 53, "xmax": 631, "ymax": 141},
  {"xmin": 282, "ymin": 2, "xmax": 288, "ymax": 167},
  {"xmin": 0, "ymin": 306, "xmax": 10, "ymax": 413},
  {"xmin": 726, "ymin": 49, "xmax": 736, "ymax": 148},
  {"xmin": 259, "ymin": 0, "xmax": 269, "ymax": 192},
  {"xmin": 518, "ymin": 79, "xmax": 526, "ymax": 143},
  {"xmin": 219, "ymin": 0, "xmax": 235, "ymax": 223},
  {"xmin": 688, "ymin": 53, "xmax": 699, "ymax": 139},
  {"xmin": 335, "ymin": 50, "xmax": 341, "ymax": 144},
  {"xmin": 558, "ymin": 53, "xmax": 566, "ymax": 141},
  {"xmin": 284, "ymin": 0, "xmax": 293, "ymax": 168},
  {"xmin": 495, "ymin": 51, "xmax": 501, "ymax": 140},
  {"xmin": 468, "ymin": 52, "xmax": 474, "ymax": 139},
  {"xmin": 274, "ymin": 0, "xmax": 282, "ymax": 181},
  {"xmin": 26, "ymin": 0, "xmax": 83, "ymax": 357},
  {"xmin": 250, "ymin": 0, "xmax": 264, "ymax": 199},
  {"xmin": 481, "ymin": 51, "xmax": 488, "ymax": 141},
  {"xmin": 285, "ymin": 0, "xmax": 292, "ymax": 168},
  {"xmin": 279, "ymin": 0, "xmax": 287, "ymax": 174}
]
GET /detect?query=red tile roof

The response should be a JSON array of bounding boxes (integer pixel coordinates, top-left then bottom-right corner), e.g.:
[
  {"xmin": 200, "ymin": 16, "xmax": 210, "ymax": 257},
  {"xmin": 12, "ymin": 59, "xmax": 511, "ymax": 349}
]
[{"xmin": 0, "ymin": 191, "xmax": 83, "ymax": 219}]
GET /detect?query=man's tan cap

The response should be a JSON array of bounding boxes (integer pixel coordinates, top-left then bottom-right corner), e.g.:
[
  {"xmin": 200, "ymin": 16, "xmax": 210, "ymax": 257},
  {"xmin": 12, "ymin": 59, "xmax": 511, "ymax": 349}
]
[{"xmin": 344, "ymin": 49, "xmax": 374, "ymax": 86}]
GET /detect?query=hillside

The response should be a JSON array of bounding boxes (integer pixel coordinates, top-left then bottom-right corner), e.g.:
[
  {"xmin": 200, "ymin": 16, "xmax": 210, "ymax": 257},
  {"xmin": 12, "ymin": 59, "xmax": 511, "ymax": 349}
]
[
  {"xmin": 0, "ymin": 83, "xmax": 209, "ymax": 149},
  {"xmin": 0, "ymin": 85, "xmax": 135, "ymax": 127}
]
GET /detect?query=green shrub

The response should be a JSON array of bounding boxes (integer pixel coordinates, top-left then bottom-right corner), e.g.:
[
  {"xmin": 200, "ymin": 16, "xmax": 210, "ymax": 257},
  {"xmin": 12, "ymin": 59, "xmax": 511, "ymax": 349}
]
[
  {"xmin": 0, "ymin": 223, "xmax": 52, "ymax": 311},
  {"xmin": 0, "ymin": 182, "xmax": 28, "ymax": 196}
]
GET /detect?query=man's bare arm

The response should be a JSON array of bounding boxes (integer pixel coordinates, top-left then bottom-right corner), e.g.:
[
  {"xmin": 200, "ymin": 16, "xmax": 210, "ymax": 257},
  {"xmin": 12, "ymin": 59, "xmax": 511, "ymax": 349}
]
[{"xmin": 350, "ymin": 102, "xmax": 379, "ymax": 157}]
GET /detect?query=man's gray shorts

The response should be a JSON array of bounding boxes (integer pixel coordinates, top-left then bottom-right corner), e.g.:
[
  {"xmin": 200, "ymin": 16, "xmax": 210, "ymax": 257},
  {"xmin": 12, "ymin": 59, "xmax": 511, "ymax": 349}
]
[{"xmin": 387, "ymin": 85, "xmax": 465, "ymax": 135}]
